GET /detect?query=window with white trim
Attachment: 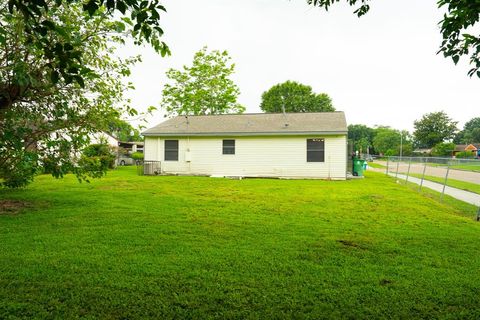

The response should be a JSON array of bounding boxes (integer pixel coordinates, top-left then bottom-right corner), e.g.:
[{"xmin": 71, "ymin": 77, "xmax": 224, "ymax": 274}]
[
  {"xmin": 222, "ymin": 140, "xmax": 235, "ymax": 155},
  {"xmin": 307, "ymin": 139, "xmax": 325, "ymax": 162},
  {"xmin": 164, "ymin": 140, "xmax": 179, "ymax": 161}
]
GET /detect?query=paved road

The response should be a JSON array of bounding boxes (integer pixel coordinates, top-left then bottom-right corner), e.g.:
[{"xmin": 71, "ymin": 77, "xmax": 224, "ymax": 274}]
[{"xmin": 375, "ymin": 160, "xmax": 480, "ymax": 185}]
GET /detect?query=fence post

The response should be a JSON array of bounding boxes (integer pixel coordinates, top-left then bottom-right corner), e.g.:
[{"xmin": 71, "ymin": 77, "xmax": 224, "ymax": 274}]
[
  {"xmin": 386, "ymin": 157, "xmax": 389, "ymax": 175},
  {"xmin": 419, "ymin": 158, "xmax": 427, "ymax": 192},
  {"xmin": 405, "ymin": 157, "xmax": 412, "ymax": 184},
  {"xmin": 395, "ymin": 157, "xmax": 400, "ymax": 179},
  {"xmin": 440, "ymin": 164, "xmax": 451, "ymax": 202}
]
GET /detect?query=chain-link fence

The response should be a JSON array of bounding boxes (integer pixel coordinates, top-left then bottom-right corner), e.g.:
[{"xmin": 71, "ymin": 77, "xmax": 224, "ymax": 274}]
[{"xmin": 385, "ymin": 156, "xmax": 480, "ymax": 219}]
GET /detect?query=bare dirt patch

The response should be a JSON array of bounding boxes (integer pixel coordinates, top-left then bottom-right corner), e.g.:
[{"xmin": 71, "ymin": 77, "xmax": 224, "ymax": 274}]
[{"xmin": 0, "ymin": 200, "xmax": 30, "ymax": 215}]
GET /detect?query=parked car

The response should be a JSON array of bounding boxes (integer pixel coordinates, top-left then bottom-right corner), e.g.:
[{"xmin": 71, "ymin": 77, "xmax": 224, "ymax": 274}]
[{"xmin": 117, "ymin": 155, "xmax": 135, "ymax": 166}]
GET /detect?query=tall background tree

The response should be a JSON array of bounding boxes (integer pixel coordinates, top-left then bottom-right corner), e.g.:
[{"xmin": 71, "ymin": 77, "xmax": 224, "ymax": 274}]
[
  {"xmin": 455, "ymin": 117, "xmax": 480, "ymax": 143},
  {"xmin": 107, "ymin": 119, "xmax": 142, "ymax": 142},
  {"xmin": 0, "ymin": 3, "xmax": 149, "ymax": 187},
  {"xmin": 431, "ymin": 142, "xmax": 456, "ymax": 157},
  {"xmin": 307, "ymin": 0, "xmax": 480, "ymax": 78},
  {"xmin": 413, "ymin": 111, "xmax": 458, "ymax": 148},
  {"xmin": 373, "ymin": 127, "xmax": 412, "ymax": 156},
  {"xmin": 348, "ymin": 124, "xmax": 375, "ymax": 154},
  {"xmin": 260, "ymin": 81, "xmax": 334, "ymax": 113},
  {"xmin": 161, "ymin": 47, "xmax": 244, "ymax": 117}
]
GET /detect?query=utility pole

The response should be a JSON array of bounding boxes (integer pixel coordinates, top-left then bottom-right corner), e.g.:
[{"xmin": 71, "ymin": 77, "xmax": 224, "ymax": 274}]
[{"xmin": 400, "ymin": 131, "xmax": 403, "ymax": 161}]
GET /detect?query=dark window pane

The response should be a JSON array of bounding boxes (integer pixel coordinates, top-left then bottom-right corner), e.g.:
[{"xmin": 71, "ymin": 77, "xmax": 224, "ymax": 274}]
[
  {"xmin": 307, "ymin": 139, "xmax": 324, "ymax": 162},
  {"xmin": 165, "ymin": 140, "xmax": 178, "ymax": 150},
  {"xmin": 223, "ymin": 140, "xmax": 235, "ymax": 155},
  {"xmin": 307, "ymin": 151, "xmax": 324, "ymax": 162},
  {"xmin": 165, "ymin": 140, "xmax": 178, "ymax": 161}
]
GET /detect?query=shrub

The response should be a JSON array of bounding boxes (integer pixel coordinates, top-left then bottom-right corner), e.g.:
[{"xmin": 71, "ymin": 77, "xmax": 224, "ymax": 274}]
[
  {"xmin": 131, "ymin": 152, "xmax": 144, "ymax": 161},
  {"xmin": 432, "ymin": 142, "xmax": 455, "ymax": 156},
  {"xmin": 82, "ymin": 144, "xmax": 116, "ymax": 170},
  {"xmin": 455, "ymin": 151, "xmax": 475, "ymax": 158},
  {"xmin": 384, "ymin": 149, "xmax": 397, "ymax": 156}
]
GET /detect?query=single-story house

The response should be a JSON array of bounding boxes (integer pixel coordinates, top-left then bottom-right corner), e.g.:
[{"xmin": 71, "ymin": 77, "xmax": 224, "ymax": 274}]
[
  {"xmin": 90, "ymin": 132, "xmax": 119, "ymax": 148},
  {"xmin": 453, "ymin": 144, "xmax": 480, "ymax": 157},
  {"xmin": 142, "ymin": 112, "xmax": 348, "ymax": 179},
  {"xmin": 118, "ymin": 141, "xmax": 144, "ymax": 153}
]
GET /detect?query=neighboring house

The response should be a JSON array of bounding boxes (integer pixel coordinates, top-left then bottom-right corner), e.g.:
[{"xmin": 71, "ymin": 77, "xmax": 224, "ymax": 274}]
[
  {"xmin": 118, "ymin": 141, "xmax": 144, "ymax": 153},
  {"xmin": 453, "ymin": 144, "xmax": 480, "ymax": 158},
  {"xmin": 117, "ymin": 141, "xmax": 144, "ymax": 165},
  {"xmin": 413, "ymin": 148, "xmax": 432, "ymax": 156},
  {"xmin": 90, "ymin": 132, "xmax": 119, "ymax": 148},
  {"xmin": 90, "ymin": 133, "xmax": 145, "ymax": 165},
  {"xmin": 142, "ymin": 112, "xmax": 348, "ymax": 179}
]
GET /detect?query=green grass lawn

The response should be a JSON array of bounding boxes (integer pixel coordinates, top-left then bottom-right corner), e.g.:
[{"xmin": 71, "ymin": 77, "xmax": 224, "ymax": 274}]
[
  {"xmin": 449, "ymin": 163, "xmax": 480, "ymax": 172},
  {"xmin": 421, "ymin": 161, "xmax": 480, "ymax": 173},
  {"xmin": 409, "ymin": 173, "xmax": 480, "ymax": 195},
  {"xmin": 1, "ymin": 167, "xmax": 480, "ymax": 319},
  {"xmin": 367, "ymin": 162, "xmax": 386, "ymax": 169}
]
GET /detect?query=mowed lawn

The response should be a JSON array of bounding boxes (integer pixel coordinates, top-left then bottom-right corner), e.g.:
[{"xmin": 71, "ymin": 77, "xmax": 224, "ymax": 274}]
[
  {"xmin": 1, "ymin": 168, "xmax": 480, "ymax": 319},
  {"xmin": 409, "ymin": 173, "xmax": 480, "ymax": 195}
]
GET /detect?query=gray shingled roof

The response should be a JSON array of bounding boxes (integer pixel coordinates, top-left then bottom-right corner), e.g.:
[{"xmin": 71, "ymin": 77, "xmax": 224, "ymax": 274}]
[{"xmin": 142, "ymin": 112, "xmax": 347, "ymax": 137}]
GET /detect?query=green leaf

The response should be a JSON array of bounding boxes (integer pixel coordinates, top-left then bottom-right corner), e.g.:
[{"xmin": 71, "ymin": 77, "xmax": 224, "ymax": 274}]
[
  {"xmin": 106, "ymin": 0, "xmax": 115, "ymax": 10},
  {"xmin": 41, "ymin": 20, "xmax": 56, "ymax": 30},
  {"xmin": 51, "ymin": 70, "xmax": 60, "ymax": 84},
  {"xmin": 74, "ymin": 75, "xmax": 85, "ymax": 88},
  {"xmin": 116, "ymin": 1, "xmax": 127, "ymax": 14},
  {"xmin": 64, "ymin": 43, "xmax": 73, "ymax": 51},
  {"xmin": 37, "ymin": 26, "xmax": 48, "ymax": 36},
  {"xmin": 8, "ymin": 0, "xmax": 15, "ymax": 13},
  {"xmin": 83, "ymin": 0, "xmax": 99, "ymax": 16},
  {"xmin": 67, "ymin": 66, "xmax": 79, "ymax": 74},
  {"xmin": 64, "ymin": 75, "xmax": 73, "ymax": 84}
]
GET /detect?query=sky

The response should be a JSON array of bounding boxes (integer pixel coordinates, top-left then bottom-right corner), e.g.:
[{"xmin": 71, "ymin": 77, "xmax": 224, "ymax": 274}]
[{"xmin": 121, "ymin": 0, "xmax": 480, "ymax": 133}]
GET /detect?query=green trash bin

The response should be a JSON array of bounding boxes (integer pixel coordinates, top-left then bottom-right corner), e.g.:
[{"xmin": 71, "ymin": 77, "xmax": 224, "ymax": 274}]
[{"xmin": 352, "ymin": 158, "xmax": 366, "ymax": 176}]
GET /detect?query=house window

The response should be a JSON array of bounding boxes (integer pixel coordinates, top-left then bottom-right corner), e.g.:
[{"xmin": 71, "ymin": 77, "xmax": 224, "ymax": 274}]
[
  {"xmin": 164, "ymin": 140, "xmax": 179, "ymax": 161},
  {"xmin": 307, "ymin": 139, "xmax": 325, "ymax": 162},
  {"xmin": 223, "ymin": 139, "xmax": 235, "ymax": 155}
]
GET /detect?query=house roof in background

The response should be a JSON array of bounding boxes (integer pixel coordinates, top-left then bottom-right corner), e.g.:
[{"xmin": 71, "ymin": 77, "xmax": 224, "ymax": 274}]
[
  {"xmin": 142, "ymin": 112, "xmax": 347, "ymax": 137},
  {"xmin": 454, "ymin": 144, "xmax": 480, "ymax": 152}
]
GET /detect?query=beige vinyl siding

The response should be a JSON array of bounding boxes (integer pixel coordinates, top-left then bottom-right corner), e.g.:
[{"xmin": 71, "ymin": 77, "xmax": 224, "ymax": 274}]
[
  {"xmin": 144, "ymin": 135, "xmax": 347, "ymax": 179},
  {"xmin": 144, "ymin": 137, "xmax": 158, "ymax": 161}
]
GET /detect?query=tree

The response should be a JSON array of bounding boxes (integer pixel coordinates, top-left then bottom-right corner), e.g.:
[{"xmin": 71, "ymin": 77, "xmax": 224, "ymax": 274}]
[
  {"xmin": 413, "ymin": 111, "xmax": 458, "ymax": 148},
  {"xmin": 431, "ymin": 142, "xmax": 456, "ymax": 157},
  {"xmin": 161, "ymin": 47, "xmax": 245, "ymax": 117},
  {"xmin": 372, "ymin": 127, "xmax": 412, "ymax": 156},
  {"xmin": 2, "ymin": 0, "xmax": 169, "ymax": 91},
  {"xmin": 260, "ymin": 81, "xmax": 334, "ymax": 113},
  {"xmin": 307, "ymin": 0, "xmax": 480, "ymax": 78},
  {"xmin": 0, "ymin": 3, "xmax": 144, "ymax": 187},
  {"xmin": 107, "ymin": 119, "xmax": 142, "ymax": 142},
  {"xmin": 82, "ymin": 143, "xmax": 116, "ymax": 172},
  {"xmin": 7, "ymin": 1, "xmax": 480, "ymax": 78},
  {"xmin": 348, "ymin": 124, "xmax": 375, "ymax": 153},
  {"xmin": 455, "ymin": 117, "xmax": 480, "ymax": 143}
]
